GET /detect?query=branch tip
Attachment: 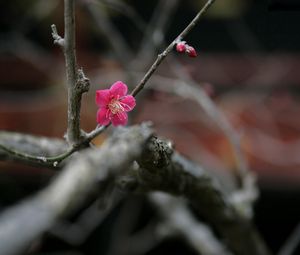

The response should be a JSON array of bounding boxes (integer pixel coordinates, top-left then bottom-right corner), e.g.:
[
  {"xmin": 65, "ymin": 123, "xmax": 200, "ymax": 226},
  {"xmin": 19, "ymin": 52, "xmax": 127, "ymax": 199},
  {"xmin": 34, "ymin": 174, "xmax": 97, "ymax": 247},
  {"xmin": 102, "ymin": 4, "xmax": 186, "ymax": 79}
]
[{"xmin": 51, "ymin": 24, "xmax": 65, "ymax": 47}]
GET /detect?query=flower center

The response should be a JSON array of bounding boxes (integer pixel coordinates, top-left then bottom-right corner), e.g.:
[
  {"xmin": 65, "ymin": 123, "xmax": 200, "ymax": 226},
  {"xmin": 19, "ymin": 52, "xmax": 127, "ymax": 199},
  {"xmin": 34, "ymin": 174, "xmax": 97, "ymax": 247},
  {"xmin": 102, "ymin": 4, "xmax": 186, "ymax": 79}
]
[{"xmin": 108, "ymin": 98, "xmax": 124, "ymax": 114}]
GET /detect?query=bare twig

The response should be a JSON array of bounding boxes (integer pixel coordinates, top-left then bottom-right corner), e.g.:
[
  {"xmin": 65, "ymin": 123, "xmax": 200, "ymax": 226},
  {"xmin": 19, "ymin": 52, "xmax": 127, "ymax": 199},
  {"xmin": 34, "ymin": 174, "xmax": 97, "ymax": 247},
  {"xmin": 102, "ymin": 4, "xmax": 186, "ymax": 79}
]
[
  {"xmin": 130, "ymin": 0, "xmax": 216, "ymax": 97},
  {"xmin": 51, "ymin": 24, "xmax": 65, "ymax": 47},
  {"xmin": 150, "ymin": 76, "xmax": 256, "ymax": 210},
  {"xmin": 136, "ymin": 0, "xmax": 179, "ymax": 64},
  {"xmin": 0, "ymin": 122, "xmax": 106, "ymax": 168},
  {"xmin": 51, "ymin": 191, "xmax": 123, "ymax": 245},
  {"xmin": 167, "ymin": 56, "xmax": 250, "ymax": 188},
  {"xmin": 0, "ymin": 132, "xmax": 68, "ymax": 167},
  {"xmin": 0, "ymin": 143, "xmax": 74, "ymax": 168},
  {"xmin": 150, "ymin": 192, "xmax": 232, "ymax": 255},
  {"xmin": 278, "ymin": 222, "xmax": 300, "ymax": 255},
  {"xmin": 99, "ymin": 0, "xmax": 146, "ymax": 32},
  {"xmin": 80, "ymin": 0, "xmax": 138, "ymax": 91},
  {"xmin": 0, "ymin": 131, "xmax": 67, "ymax": 157},
  {"xmin": 120, "ymin": 220, "xmax": 159, "ymax": 255},
  {"xmin": 0, "ymin": 124, "xmax": 152, "ymax": 255},
  {"xmin": 81, "ymin": 0, "xmax": 133, "ymax": 63},
  {"xmin": 106, "ymin": 198, "xmax": 144, "ymax": 255}
]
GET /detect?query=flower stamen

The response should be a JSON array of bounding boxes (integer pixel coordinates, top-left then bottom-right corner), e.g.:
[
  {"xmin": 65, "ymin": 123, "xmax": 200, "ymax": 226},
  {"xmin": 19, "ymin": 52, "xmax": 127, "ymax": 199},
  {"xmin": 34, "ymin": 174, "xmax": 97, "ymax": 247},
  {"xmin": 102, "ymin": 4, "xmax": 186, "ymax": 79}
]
[{"xmin": 108, "ymin": 98, "xmax": 124, "ymax": 114}]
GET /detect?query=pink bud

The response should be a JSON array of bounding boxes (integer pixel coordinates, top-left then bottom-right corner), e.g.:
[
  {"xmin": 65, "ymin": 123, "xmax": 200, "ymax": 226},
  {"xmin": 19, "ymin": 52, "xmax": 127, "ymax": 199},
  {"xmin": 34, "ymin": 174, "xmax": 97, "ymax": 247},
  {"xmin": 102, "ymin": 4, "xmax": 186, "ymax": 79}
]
[
  {"xmin": 176, "ymin": 42, "xmax": 186, "ymax": 53},
  {"xmin": 186, "ymin": 46, "xmax": 197, "ymax": 58}
]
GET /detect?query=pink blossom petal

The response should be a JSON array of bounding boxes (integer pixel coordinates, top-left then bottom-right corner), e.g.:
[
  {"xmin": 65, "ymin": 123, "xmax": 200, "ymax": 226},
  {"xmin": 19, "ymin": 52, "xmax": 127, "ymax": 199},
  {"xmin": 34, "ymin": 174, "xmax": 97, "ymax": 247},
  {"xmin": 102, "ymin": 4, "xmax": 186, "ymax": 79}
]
[
  {"xmin": 110, "ymin": 81, "xmax": 128, "ymax": 98},
  {"xmin": 111, "ymin": 112, "xmax": 128, "ymax": 126},
  {"xmin": 120, "ymin": 95, "xmax": 136, "ymax": 112},
  {"xmin": 96, "ymin": 89, "xmax": 110, "ymax": 107},
  {"xmin": 97, "ymin": 108, "xmax": 111, "ymax": 126}
]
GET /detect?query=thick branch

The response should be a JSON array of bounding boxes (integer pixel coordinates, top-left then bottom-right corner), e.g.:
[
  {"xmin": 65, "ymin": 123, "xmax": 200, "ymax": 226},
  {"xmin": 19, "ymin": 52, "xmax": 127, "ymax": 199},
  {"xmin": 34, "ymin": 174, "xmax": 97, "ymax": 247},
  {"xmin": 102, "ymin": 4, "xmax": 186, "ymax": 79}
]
[
  {"xmin": 120, "ymin": 136, "xmax": 271, "ymax": 255},
  {"xmin": 0, "ymin": 125, "xmax": 152, "ymax": 255}
]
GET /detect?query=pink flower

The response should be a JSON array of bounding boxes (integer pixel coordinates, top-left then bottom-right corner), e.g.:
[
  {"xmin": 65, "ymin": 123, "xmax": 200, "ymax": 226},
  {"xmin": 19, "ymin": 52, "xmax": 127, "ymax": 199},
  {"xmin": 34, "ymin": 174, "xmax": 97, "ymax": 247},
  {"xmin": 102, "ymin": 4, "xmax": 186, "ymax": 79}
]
[{"xmin": 96, "ymin": 81, "xmax": 136, "ymax": 126}]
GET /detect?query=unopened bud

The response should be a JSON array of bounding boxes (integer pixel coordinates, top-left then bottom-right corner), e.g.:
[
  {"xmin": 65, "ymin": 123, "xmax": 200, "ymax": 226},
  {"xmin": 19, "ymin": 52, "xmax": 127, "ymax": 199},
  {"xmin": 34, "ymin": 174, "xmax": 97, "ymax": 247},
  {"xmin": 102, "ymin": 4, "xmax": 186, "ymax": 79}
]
[
  {"xmin": 186, "ymin": 46, "xmax": 197, "ymax": 57},
  {"xmin": 176, "ymin": 42, "xmax": 186, "ymax": 53}
]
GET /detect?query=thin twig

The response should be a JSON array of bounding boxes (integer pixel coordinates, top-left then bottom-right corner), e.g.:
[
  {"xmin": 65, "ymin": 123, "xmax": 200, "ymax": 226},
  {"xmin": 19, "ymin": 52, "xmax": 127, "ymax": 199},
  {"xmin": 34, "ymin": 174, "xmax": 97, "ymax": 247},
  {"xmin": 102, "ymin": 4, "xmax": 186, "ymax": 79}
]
[
  {"xmin": 0, "ymin": 124, "xmax": 106, "ymax": 168},
  {"xmin": 130, "ymin": 0, "xmax": 216, "ymax": 97},
  {"xmin": 0, "ymin": 143, "xmax": 74, "ymax": 168},
  {"xmin": 0, "ymin": 132, "xmax": 68, "ymax": 168},
  {"xmin": 99, "ymin": 0, "xmax": 147, "ymax": 32},
  {"xmin": 85, "ymin": 125, "xmax": 108, "ymax": 142},
  {"xmin": 150, "ymin": 192, "xmax": 232, "ymax": 255},
  {"xmin": 278, "ymin": 222, "xmax": 300, "ymax": 255},
  {"xmin": 136, "ymin": 0, "xmax": 179, "ymax": 64},
  {"xmin": 142, "ymin": 73, "xmax": 256, "ymax": 215},
  {"xmin": 81, "ymin": 0, "xmax": 133, "ymax": 63},
  {"xmin": 80, "ymin": 0, "xmax": 137, "ymax": 90},
  {"xmin": 51, "ymin": 191, "xmax": 123, "ymax": 245},
  {"xmin": 51, "ymin": 24, "xmax": 65, "ymax": 47},
  {"xmin": 167, "ymin": 56, "xmax": 250, "ymax": 188}
]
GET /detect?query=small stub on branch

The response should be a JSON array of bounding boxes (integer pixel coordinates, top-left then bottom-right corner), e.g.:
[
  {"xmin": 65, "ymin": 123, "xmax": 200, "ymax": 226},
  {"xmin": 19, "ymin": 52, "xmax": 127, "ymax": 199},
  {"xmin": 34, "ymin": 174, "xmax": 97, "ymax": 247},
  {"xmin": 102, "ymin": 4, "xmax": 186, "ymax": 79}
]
[
  {"xmin": 51, "ymin": 24, "xmax": 65, "ymax": 48},
  {"xmin": 77, "ymin": 68, "xmax": 90, "ymax": 93}
]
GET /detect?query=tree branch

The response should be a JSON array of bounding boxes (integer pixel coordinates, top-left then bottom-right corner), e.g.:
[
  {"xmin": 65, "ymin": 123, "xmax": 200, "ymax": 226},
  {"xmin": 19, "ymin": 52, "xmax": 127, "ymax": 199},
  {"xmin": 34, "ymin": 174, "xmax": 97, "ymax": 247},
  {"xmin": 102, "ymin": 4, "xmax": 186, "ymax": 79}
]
[
  {"xmin": 150, "ymin": 192, "xmax": 232, "ymax": 255},
  {"xmin": 64, "ymin": 0, "xmax": 85, "ymax": 145},
  {"xmin": 136, "ymin": 0, "xmax": 179, "ymax": 65},
  {"xmin": 51, "ymin": 24, "xmax": 65, "ymax": 48},
  {"xmin": 0, "ymin": 132, "xmax": 67, "ymax": 157},
  {"xmin": 0, "ymin": 123, "xmax": 106, "ymax": 168},
  {"xmin": 0, "ymin": 132, "xmax": 68, "ymax": 167},
  {"xmin": 119, "ymin": 136, "xmax": 271, "ymax": 255},
  {"xmin": 0, "ymin": 124, "xmax": 152, "ymax": 255},
  {"xmin": 148, "ymin": 75, "xmax": 257, "ymax": 216},
  {"xmin": 81, "ymin": 0, "xmax": 133, "ymax": 64},
  {"xmin": 278, "ymin": 222, "xmax": 300, "ymax": 255},
  {"xmin": 52, "ymin": 0, "xmax": 90, "ymax": 146}
]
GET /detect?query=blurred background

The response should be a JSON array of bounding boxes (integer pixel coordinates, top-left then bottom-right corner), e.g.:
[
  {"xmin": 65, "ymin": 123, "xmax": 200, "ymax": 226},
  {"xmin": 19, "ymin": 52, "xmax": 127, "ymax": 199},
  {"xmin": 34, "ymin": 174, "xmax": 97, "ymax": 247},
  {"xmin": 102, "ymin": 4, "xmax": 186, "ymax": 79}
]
[{"xmin": 1, "ymin": 0, "xmax": 300, "ymax": 254}]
